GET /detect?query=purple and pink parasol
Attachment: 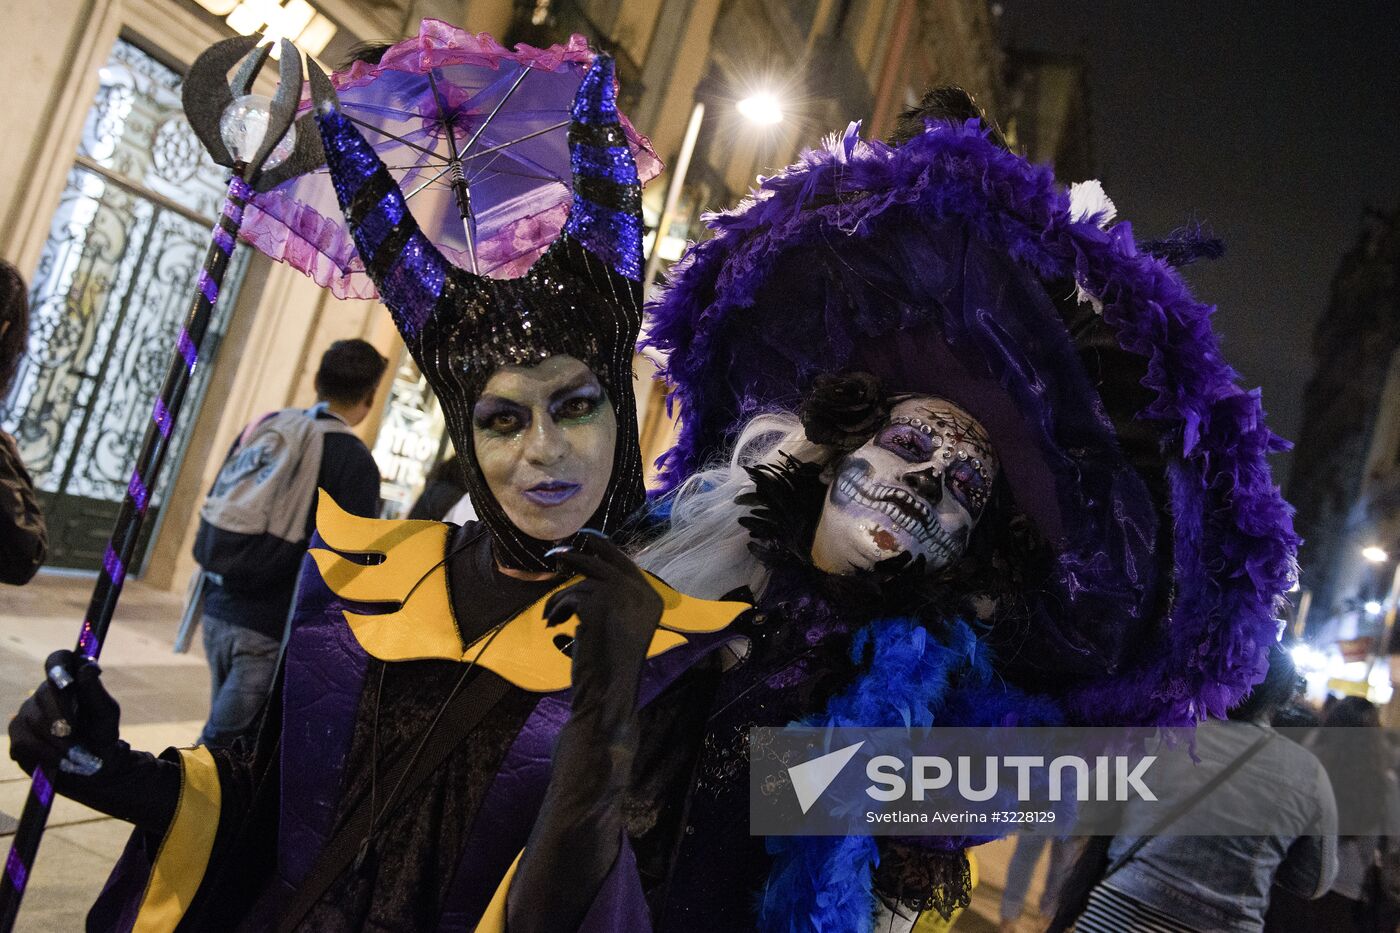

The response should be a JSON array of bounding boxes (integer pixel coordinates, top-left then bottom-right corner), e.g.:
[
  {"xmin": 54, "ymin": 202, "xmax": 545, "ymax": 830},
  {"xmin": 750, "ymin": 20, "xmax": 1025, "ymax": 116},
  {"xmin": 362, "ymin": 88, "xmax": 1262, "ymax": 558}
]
[{"xmin": 241, "ymin": 18, "xmax": 662, "ymax": 299}]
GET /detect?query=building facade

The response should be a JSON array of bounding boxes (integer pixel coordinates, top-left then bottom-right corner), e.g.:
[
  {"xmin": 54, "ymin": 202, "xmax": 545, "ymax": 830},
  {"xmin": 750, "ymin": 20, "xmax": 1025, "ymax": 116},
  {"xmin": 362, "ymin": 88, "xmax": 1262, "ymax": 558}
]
[
  {"xmin": 1288, "ymin": 207, "xmax": 1400, "ymax": 642},
  {"xmin": 1002, "ymin": 47, "xmax": 1092, "ymax": 185},
  {"xmin": 0, "ymin": 0, "xmax": 1076, "ymax": 596}
]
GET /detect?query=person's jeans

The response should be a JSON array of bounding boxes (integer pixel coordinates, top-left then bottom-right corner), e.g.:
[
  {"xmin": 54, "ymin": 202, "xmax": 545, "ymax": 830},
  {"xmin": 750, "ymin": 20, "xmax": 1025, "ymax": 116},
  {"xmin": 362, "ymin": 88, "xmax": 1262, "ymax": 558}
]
[
  {"xmin": 199, "ymin": 612, "xmax": 280, "ymax": 747},
  {"xmin": 1000, "ymin": 834, "xmax": 1078, "ymax": 922}
]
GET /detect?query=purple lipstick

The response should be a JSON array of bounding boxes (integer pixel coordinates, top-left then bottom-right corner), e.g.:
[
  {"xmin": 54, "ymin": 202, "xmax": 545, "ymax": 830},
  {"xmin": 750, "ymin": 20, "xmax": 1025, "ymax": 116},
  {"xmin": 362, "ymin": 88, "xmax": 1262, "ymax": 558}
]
[{"xmin": 522, "ymin": 481, "xmax": 582, "ymax": 506}]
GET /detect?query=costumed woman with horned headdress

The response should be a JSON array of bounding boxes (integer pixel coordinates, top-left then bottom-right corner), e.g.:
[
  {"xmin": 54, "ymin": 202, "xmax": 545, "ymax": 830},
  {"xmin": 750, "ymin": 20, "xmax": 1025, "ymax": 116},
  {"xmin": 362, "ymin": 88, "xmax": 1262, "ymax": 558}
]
[
  {"xmin": 615, "ymin": 89, "xmax": 1301, "ymax": 930},
  {"xmin": 7, "ymin": 50, "xmax": 750, "ymax": 932}
]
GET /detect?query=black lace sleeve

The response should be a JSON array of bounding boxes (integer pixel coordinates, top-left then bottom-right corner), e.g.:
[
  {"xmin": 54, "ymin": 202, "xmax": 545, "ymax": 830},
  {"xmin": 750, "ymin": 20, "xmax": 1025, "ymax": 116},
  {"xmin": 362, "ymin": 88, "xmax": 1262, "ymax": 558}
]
[
  {"xmin": 871, "ymin": 840, "xmax": 972, "ymax": 922},
  {"xmin": 627, "ymin": 653, "xmax": 726, "ymax": 912}
]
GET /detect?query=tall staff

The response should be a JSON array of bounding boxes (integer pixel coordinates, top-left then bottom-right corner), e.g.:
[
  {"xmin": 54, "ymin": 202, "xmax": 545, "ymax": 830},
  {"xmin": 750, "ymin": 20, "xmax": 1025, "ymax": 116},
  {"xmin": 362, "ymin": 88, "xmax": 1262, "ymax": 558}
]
[{"xmin": 0, "ymin": 36, "xmax": 321, "ymax": 930}]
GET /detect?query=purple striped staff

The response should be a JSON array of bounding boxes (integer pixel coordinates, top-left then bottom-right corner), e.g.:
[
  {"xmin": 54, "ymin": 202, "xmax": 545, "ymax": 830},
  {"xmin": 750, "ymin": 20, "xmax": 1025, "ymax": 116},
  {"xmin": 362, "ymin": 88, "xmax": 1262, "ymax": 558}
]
[{"xmin": 0, "ymin": 35, "xmax": 323, "ymax": 930}]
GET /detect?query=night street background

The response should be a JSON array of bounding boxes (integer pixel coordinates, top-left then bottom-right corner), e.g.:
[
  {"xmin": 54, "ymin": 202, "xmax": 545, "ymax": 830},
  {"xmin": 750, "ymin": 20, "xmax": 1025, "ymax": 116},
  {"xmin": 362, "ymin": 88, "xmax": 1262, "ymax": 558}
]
[{"xmin": 1000, "ymin": 1, "xmax": 1400, "ymax": 486}]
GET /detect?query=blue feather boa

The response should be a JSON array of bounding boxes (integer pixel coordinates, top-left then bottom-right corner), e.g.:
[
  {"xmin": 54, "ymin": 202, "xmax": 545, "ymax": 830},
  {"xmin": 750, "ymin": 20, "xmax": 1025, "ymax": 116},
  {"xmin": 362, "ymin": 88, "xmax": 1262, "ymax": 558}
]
[{"xmin": 757, "ymin": 618, "xmax": 1061, "ymax": 932}]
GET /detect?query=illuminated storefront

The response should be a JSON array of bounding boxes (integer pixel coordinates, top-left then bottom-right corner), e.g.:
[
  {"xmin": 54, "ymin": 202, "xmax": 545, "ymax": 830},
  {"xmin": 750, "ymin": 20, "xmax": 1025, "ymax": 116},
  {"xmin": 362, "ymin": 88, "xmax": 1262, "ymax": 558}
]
[{"xmin": 371, "ymin": 351, "xmax": 449, "ymax": 519}]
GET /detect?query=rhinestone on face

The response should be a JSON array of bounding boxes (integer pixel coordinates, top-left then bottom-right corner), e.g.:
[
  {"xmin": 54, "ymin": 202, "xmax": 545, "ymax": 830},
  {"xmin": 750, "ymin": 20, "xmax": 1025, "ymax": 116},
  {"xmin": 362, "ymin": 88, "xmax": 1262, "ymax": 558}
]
[{"xmin": 929, "ymin": 434, "xmax": 943, "ymax": 448}]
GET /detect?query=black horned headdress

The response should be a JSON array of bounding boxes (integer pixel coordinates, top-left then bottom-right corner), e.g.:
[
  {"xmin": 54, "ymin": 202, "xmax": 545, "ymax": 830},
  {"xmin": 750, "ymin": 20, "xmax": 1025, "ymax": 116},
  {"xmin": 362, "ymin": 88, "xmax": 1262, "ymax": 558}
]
[{"xmin": 310, "ymin": 54, "xmax": 645, "ymax": 570}]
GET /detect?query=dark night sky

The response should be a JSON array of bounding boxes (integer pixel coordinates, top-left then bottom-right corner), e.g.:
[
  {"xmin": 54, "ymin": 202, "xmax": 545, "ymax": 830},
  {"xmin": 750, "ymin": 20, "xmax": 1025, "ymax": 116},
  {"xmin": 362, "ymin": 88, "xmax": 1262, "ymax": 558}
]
[{"xmin": 998, "ymin": 2, "xmax": 1400, "ymax": 486}]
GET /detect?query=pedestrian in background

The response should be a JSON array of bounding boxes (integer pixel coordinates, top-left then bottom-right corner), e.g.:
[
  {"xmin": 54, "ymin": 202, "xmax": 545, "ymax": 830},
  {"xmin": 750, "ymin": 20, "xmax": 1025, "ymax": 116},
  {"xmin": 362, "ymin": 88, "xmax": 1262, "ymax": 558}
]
[
  {"xmin": 407, "ymin": 453, "xmax": 467, "ymax": 520},
  {"xmin": 1272, "ymin": 668, "xmax": 1322, "ymax": 729},
  {"xmin": 1053, "ymin": 644, "xmax": 1337, "ymax": 932},
  {"xmin": 192, "ymin": 338, "xmax": 385, "ymax": 746},
  {"xmin": 1267, "ymin": 696, "xmax": 1400, "ymax": 932},
  {"xmin": 1000, "ymin": 835, "xmax": 1080, "ymax": 932},
  {"xmin": 0, "ymin": 259, "xmax": 46, "ymax": 585}
]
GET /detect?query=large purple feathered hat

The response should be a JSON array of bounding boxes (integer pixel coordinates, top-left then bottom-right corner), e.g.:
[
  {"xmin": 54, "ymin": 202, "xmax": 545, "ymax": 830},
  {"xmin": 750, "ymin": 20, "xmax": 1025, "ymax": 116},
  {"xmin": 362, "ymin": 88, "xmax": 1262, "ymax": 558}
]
[{"xmin": 644, "ymin": 117, "xmax": 1299, "ymax": 727}]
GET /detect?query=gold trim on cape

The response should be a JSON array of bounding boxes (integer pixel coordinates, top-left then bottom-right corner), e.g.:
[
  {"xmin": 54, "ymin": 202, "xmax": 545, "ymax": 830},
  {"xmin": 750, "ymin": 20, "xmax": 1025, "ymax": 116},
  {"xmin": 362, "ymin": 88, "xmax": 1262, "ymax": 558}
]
[{"xmin": 131, "ymin": 746, "xmax": 221, "ymax": 933}]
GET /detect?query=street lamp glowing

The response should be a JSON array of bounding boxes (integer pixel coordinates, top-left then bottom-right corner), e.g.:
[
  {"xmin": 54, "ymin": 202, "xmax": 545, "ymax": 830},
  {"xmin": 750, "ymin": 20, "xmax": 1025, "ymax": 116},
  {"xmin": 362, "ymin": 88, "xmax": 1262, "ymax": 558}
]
[
  {"xmin": 1364, "ymin": 546, "xmax": 1390, "ymax": 563},
  {"xmin": 737, "ymin": 93, "xmax": 784, "ymax": 126},
  {"xmin": 1366, "ymin": 600, "xmax": 1384, "ymax": 615}
]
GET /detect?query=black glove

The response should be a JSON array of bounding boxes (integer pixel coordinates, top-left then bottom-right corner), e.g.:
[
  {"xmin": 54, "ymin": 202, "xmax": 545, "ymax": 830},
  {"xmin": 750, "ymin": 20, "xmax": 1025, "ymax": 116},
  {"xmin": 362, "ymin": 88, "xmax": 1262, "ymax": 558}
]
[
  {"xmin": 9, "ymin": 650, "xmax": 178, "ymax": 832},
  {"xmin": 543, "ymin": 529, "xmax": 664, "ymax": 722},
  {"xmin": 508, "ymin": 531, "xmax": 663, "ymax": 932},
  {"xmin": 11, "ymin": 650, "xmax": 119, "ymax": 777}
]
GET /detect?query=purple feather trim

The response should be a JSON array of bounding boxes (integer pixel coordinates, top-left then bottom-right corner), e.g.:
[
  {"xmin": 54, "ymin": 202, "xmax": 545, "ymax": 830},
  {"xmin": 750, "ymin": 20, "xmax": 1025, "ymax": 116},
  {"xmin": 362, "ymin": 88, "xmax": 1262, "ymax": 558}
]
[
  {"xmin": 1141, "ymin": 221, "xmax": 1226, "ymax": 267},
  {"xmin": 643, "ymin": 119, "xmax": 1298, "ymax": 727}
]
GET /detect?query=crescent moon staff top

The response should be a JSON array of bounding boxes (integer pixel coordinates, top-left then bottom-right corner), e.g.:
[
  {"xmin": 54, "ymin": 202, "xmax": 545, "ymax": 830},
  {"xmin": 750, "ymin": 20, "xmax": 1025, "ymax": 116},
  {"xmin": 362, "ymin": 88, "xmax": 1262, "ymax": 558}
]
[{"xmin": 183, "ymin": 35, "xmax": 325, "ymax": 189}]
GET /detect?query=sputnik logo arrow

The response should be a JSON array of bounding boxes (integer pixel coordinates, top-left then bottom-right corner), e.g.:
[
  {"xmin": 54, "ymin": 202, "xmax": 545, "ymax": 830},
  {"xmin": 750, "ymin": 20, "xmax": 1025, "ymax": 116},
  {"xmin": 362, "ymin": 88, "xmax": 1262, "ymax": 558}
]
[{"xmin": 788, "ymin": 741, "xmax": 865, "ymax": 814}]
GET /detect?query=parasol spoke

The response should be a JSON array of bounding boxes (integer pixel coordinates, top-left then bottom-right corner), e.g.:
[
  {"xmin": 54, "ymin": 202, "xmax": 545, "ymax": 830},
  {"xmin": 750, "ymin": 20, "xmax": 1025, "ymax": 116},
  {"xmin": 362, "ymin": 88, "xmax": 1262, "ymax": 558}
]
[
  {"xmin": 470, "ymin": 166, "xmax": 568, "ymax": 184},
  {"xmin": 465, "ymin": 143, "xmax": 567, "ymax": 187},
  {"xmin": 459, "ymin": 114, "xmax": 571, "ymax": 186},
  {"xmin": 340, "ymin": 103, "xmax": 465, "ymax": 147},
  {"xmin": 341, "ymin": 97, "xmax": 489, "ymax": 145},
  {"xmin": 345, "ymin": 114, "xmax": 441, "ymax": 158},
  {"xmin": 307, "ymin": 160, "xmax": 450, "ymax": 175},
  {"xmin": 461, "ymin": 117, "xmax": 570, "ymax": 186},
  {"xmin": 467, "ymin": 171, "xmax": 568, "ymax": 192},
  {"xmin": 461, "ymin": 66, "xmax": 533, "ymax": 156},
  {"xmin": 340, "ymin": 99, "xmax": 447, "ymax": 120},
  {"xmin": 430, "ymin": 66, "xmax": 525, "ymax": 131},
  {"xmin": 464, "ymin": 143, "xmax": 511, "ymax": 187},
  {"xmin": 460, "ymin": 120, "xmax": 570, "ymax": 164},
  {"xmin": 404, "ymin": 164, "xmax": 456, "ymax": 200},
  {"xmin": 464, "ymin": 131, "xmax": 564, "ymax": 186}
]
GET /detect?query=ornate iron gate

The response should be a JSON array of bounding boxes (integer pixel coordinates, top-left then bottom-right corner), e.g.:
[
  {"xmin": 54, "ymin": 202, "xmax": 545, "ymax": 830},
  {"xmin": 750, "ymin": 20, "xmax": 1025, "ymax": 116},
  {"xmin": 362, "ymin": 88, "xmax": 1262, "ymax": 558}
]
[{"xmin": 0, "ymin": 38, "xmax": 246, "ymax": 570}]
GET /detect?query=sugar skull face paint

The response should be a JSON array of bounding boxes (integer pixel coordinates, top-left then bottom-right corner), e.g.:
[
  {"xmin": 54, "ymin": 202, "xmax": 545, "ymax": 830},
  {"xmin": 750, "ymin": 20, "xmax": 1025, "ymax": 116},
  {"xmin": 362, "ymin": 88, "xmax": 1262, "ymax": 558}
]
[{"xmin": 810, "ymin": 396, "xmax": 997, "ymax": 574}]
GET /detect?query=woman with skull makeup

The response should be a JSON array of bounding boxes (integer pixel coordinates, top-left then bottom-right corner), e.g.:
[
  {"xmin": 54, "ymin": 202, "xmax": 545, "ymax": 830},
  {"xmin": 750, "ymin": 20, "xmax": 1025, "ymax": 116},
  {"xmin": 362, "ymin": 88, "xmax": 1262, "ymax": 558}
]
[
  {"xmin": 629, "ymin": 88, "xmax": 1301, "ymax": 930},
  {"xmin": 808, "ymin": 395, "xmax": 999, "ymax": 575},
  {"xmin": 7, "ymin": 52, "xmax": 750, "ymax": 932}
]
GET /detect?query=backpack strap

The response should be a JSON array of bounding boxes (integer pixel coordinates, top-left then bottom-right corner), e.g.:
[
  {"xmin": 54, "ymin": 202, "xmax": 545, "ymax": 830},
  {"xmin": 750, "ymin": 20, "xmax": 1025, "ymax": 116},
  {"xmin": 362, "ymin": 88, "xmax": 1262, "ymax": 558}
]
[
  {"xmin": 1102, "ymin": 729, "xmax": 1274, "ymax": 880},
  {"xmin": 275, "ymin": 669, "xmax": 512, "ymax": 932}
]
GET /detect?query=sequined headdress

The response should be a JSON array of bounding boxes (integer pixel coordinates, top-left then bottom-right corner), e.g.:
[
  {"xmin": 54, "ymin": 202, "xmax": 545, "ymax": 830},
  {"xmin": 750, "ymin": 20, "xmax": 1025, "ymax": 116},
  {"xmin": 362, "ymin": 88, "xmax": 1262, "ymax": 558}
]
[{"xmin": 311, "ymin": 55, "xmax": 645, "ymax": 570}]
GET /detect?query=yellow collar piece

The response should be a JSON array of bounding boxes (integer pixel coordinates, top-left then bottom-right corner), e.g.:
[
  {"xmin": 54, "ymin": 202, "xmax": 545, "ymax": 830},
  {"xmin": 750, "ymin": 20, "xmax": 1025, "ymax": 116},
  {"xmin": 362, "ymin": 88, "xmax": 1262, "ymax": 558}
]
[{"xmin": 309, "ymin": 490, "xmax": 748, "ymax": 692}]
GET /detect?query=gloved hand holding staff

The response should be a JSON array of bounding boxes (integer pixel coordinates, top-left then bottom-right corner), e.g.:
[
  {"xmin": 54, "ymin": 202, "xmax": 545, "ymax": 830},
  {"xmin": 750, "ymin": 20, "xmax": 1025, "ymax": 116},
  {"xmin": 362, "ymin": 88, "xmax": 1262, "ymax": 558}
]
[{"xmin": 0, "ymin": 35, "xmax": 322, "ymax": 929}]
